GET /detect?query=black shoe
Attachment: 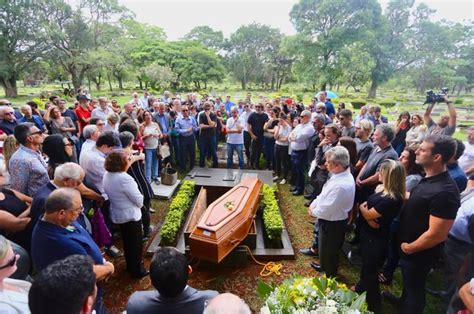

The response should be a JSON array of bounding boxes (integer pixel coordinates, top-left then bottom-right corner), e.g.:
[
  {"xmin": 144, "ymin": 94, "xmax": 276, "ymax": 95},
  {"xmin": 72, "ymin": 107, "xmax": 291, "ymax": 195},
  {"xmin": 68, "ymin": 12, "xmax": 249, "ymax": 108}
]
[
  {"xmin": 304, "ymin": 199, "xmax": 313, "ymax": 207},
  {"xmin": 300, "ymin": 248, "xmax": 318, "ymax": 257},
  {"xmin": 382, "ymin": 291, "xmax": 401, "ymax": 305},
  {"xmin": 310, "ymin": 261, "xmax": 322, "ymax": 272},
  {"xmin": 426, "ymin": 288, "xmax": 450, "ymax": 298},
  {"xmin": 304, "ymin": 194, "xmax": 313, "ymax": 200},
  {"xmin": 289, "ymin": 186, "xmax": 297, "ymax": 192},
  {"xmin": 132, "ymin": 270, "xmax": 150, "ymax": 279},
  {"xmin": 105, "ymin": 245, "xmax": 122, "ymax": 258},
  {"xmin": 292, "ymin": 191, "xmax": 303, "ymax": 196}
]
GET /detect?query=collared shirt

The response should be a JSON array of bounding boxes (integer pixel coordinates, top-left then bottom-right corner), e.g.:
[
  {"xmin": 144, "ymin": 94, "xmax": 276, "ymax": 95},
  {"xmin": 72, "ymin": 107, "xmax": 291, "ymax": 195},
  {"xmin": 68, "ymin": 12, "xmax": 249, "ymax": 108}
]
[
  {"xmin": 19, "ymin": 115, "xmax": 45, "ymax": 131},
  {"xmin": 359, "ymin": 144, "xmax": 398, "ymax": 181},
  {"xmin": 289, "ymin": 122, "xmax": 315, "ymax": 151},
  {"xmin": 459, "ymin": 142, "xmax": 474, "ymax": 172},
  {"xmin": 240, "ymin": 110, "xmax": 254, "ymax": 132},
  {"xmin": 0, "ymin": 120, "xmax": 18, "ymax": 135},
  {"xmin": 84, "ymin": 147, "xmax": 108, "ymax": 199},
  {"xmin": 369, "ymin": 115, "xmax": 388, "ymax": 126},
  {"xmin": 448, "ymin": 162, "xmax": 467, "ymax": 192},
  {"xmin": 91, "ymin": 106, "xmax": 114, "ymax": 120},
  {"xmin": 75, "ymin": 106, "xmax": 91, "ymax": 132},
  {"xmin": 139, "ymin": 96, "xmax": 149, "ymax": 110},
  {"xmin": 9, "ymin": 145, "xmax": 49, "ymax": 196},
  {"xmin": 449, "ymin": 188, "xmax": 474, "ymax": 245},
  {"xmin": 310, "ymin": 168, "xmax": 355, "ymax": 221},
  {"xmin": 153, "ymin": 113, "xmax": 169, "ymax": 134},
  {"xmin": 224, "ymin": 101, "xmax": 235, "ymax": 114},
  {"xmin": 175, "ymin": 116, "xmax": 198, "ymax": 137},
  {"xmin": 32, "ymin": 219, "xmax": 103, "ymax": 272},
  {"xmin": 79, "ymin": 139, "xmax": 96, "ymax": 168}
]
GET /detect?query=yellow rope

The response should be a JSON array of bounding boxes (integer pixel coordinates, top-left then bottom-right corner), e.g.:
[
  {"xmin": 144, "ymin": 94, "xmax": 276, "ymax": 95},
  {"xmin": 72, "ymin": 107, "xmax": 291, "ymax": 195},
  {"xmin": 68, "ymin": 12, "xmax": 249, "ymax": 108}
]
[{"xmin": 243, "ymin": 245, "xmax": 283, "ymax": 277}]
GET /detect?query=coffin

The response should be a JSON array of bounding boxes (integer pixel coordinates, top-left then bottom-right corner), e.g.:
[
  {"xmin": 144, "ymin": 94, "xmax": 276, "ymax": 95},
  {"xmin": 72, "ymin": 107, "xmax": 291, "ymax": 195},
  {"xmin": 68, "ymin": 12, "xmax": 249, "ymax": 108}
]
[{"xmin": 189, "ymin": 177, "xmax": 263, "ymax": 263}]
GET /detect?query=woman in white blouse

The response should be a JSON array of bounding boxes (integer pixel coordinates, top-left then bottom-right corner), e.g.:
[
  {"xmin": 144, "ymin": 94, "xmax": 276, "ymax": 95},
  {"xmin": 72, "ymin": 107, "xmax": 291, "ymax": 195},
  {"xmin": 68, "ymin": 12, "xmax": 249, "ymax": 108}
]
[
  {"xmin": 273, "ymin": 112, "xmax": 292, "ymax": 184},
  {"xmin": 405, "ymin": 114, "xmax": 427, "ymax": 147},
  {"xmin": 0, "ymin": 235, "xmax": 30, "ymax": 313},
  {"xmin": 103, "ymin": 151, "xmax": 147, "ymax": 279}
]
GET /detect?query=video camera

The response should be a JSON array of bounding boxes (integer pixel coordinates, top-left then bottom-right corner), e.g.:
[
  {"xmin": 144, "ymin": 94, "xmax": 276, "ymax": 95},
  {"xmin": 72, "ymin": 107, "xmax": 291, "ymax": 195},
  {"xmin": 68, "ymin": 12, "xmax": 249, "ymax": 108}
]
[{"xmin": 426, "ymin": 87, "xmax": 449, "ymax": 104}]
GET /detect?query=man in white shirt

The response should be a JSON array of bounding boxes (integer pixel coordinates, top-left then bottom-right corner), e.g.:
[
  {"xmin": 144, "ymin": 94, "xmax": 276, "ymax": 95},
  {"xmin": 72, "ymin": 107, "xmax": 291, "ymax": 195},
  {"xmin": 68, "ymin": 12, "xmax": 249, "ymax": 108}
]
[
  {"xmin": 240, "ymin": 102, "xmax": 254, "ymax": 166},
  {"xmin": 226, "ymin": 106, "xmax": 245, "ymax": 169},
  {"xmin": 306, "ymin": 146, "xmax": 355, "ymax": 278},
  {"xmin": 288, "ymin": 110, "xmax": 315, "ymax": 195},
  {"xmin": 79, "ymin": 125, "xmax": 100, "ymax": 168},
  {"xmin": 139, "ymin": 90, "xmax": 150, "ymax": 110},
  {"xmin": 91, "ymin": 97, "xmax": 114, "ymax": 120}
]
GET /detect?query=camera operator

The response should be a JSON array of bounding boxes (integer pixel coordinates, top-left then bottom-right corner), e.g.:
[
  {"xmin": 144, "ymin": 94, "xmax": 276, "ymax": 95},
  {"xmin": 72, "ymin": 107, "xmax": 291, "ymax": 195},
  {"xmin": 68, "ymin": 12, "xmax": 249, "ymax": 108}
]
[{"xmin": 424, "ymin": 95, "xmax": 457, "ymax": 136}]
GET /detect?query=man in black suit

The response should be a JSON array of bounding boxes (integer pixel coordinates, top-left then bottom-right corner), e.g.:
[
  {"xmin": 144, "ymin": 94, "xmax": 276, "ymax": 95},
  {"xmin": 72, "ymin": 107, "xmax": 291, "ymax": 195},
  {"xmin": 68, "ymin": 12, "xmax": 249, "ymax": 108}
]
[{"xmin": 127, "ymin": 247, "xmax": 218, "ymax": 314}]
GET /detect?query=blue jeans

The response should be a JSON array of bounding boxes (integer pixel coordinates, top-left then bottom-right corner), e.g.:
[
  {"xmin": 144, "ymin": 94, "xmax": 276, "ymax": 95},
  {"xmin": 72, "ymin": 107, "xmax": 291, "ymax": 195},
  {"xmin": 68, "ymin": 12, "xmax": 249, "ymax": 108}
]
[
  {"xmin": 291, "ymin": 149, "xmax": 308, "ymax": 193},
  {"xmin": 227, "ymin": 143, "xmax": 244, "ymax": 169},
  {"xmin": 199, "ymin": 136, "xmax": 218, "ymax": 168},
  {"xmin": 144, "ymin": 148, "xmax": 159, "ymax": 182},
  {"xmin": 263, "ymin": 137, "xmax": 275, "ymax": 170}
]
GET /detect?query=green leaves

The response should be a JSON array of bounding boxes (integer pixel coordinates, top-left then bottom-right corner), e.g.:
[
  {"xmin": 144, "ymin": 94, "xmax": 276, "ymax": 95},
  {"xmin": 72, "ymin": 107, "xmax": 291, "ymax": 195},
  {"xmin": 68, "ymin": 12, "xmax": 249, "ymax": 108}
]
[
  {"xmin": 257, "ymin": 280, "xmax": 275, "ymax": 299},
  {"xmin": 159, "ymin": 180, "xmax": 196, "ymax": 244},
  {"xmin": 261, "ymin": 184, "xmax": 284, "ymax": 241}
]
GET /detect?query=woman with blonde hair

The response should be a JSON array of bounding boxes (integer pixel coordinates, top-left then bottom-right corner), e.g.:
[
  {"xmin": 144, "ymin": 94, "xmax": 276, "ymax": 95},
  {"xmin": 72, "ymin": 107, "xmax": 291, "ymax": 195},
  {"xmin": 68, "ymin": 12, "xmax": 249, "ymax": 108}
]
[
  {"xmin": 354, "ymin": 159, "xmax": 405, "ymax": 313},
  {"xmin": 2, "ymin": 135, "xmax": 18, "ymax": 186},
  {"xmin": 405, "ymin": 113, "xmax": 427, "ymax": 147},
  {"xmin": 0, "ymin": 235, "xmax": 31, "ymax": 312}
]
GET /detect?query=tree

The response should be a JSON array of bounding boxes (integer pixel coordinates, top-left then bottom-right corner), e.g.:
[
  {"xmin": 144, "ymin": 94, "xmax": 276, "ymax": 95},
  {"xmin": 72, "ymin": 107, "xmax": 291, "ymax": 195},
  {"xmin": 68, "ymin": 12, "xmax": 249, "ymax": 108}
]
[
  {"xmin": 143, "ymin": 64, "xmax": 176, "ymax": 90},
  {"xmin": 0, "ymin": 1, "xmax": 48, "ymax": 97},
  {"xmin": 337, "ymin": 43, "xmax": 375, "ymax": 92},
  {"xmin": 181, "ymin": 45, "xmax": 225, "ymax": 89},
  {"xmin": 289, "ymin": 0, "xmax": 382, "ymax": 91},
  {"xmin": 40, "ymin": 0, "xmax": 128, "ymax": 91},
  {"xmin": 226, "ymin": 23, "xmax": 282, "ymax": 90},
  {"xmin": 184, "ymin": 26, "xmax": 224, "ymax": 51}
]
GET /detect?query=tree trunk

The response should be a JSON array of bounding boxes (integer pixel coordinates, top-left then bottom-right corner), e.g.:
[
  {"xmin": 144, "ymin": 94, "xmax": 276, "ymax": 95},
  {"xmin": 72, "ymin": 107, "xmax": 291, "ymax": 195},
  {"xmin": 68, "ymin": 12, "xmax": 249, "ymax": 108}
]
[
  {"xmin": 107, "ymin": 73, "xmax": 113, "ymax": 91},
  {"xmin": 1, "ymin": 75, "xmax": 18, "ymax": 97},
  {"xmin": 320, "ymin": 82, "xmax": 327, "ymax": 91},
  {"xmin": 71, "ymin": 71, "xmax": 82, "ymax": 92},
  {"xmin": 204, "ymin": 81, "xmax": 207, "ymax": 89},
  {"xmin": 241, "ymin": 80, "xmax": 246, "ymax": 90},
  {"xmin": 368, "ymin": 80, "xmax": 378, "ymax": 98},
  {"xmin": 118, "ymin": 77, "xmax": 123, "ymax": 90},
  {"xmin": 137, "ymin": 77, "xmax": 143, "ymax": 90}
]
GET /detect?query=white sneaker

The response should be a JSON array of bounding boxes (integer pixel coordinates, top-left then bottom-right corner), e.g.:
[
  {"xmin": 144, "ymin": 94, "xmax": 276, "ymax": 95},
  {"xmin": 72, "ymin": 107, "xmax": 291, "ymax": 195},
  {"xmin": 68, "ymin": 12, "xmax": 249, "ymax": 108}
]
[
  {"xmin": 272, "ymin": 176, "xmax": 279, "ymax": 181},
  {"xmin": 279, "ymin": 179, "xmax": 287, "ymax": 185}
]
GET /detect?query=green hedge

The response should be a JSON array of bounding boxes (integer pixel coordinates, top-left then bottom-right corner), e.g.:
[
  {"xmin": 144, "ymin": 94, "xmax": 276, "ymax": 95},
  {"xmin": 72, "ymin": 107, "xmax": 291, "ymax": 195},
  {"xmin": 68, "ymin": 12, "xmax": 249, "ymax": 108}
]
[
  {"xmin": 379, "ymin": 99, "xmax": 397, "ymax": 107},
  {"xmin": 455, "ymin": 99, "xmax": 463, "ymax": 105},
  {"xmin": 350, "ymin": 98, "xmax": 367, "ymax": 109},
  {"xmin": 261, "ymin": 184, "xmax": 283, "ymax": 242},
  {"xmin": 159, "ymin": 180, "xmax": 196, "ymax": 244}
]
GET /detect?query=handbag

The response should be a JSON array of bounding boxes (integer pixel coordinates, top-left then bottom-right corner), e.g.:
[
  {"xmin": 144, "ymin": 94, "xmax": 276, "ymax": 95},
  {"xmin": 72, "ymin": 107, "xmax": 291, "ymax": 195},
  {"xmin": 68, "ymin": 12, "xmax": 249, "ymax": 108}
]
[
  {"xmin": 160, "ymin": 142, "xmax": 171, "ymax": 159},
  {"xmin": 91, "ymin": 207, "xmax": 112, "ymax": 248},
  {"xmin": 161, "ymin": 163, "xmax": 177, "ymax": 185}
]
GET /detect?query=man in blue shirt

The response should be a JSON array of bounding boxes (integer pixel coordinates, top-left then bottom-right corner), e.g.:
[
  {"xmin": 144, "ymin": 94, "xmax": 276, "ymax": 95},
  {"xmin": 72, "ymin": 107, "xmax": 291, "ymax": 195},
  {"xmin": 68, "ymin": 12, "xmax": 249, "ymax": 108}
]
[
  {"xmin": 19, "ymin": 105, "xmax": 45, "ymax": 132},
  {"xmin": 319, "ymin": 92, "xmax": 336, "ymax": 120},
  {"xmin": 448, "ymin": 139, "xmax": 468, "ymax": 192},
  {"xmin": 175, "ymin": 105, "xmax": 198, "ymax": 170},
  {"xmin": 224, "ymin": 95, "xmax": 235, "ymax": 115}
]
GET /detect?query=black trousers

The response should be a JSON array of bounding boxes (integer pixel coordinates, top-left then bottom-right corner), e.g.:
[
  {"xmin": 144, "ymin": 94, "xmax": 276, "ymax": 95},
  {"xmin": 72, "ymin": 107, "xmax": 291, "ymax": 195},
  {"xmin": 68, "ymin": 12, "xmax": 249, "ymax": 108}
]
[
  {"xmin": 119, "ymin": 220, "xmax": 145, "ymax": 276},
  {"xmin": 250, "ymin": 136, "xmax": 264, "ymax": 169},
  {"xmin": 274, "ymin": 144, "xmax": 289, "ymax": 179},
  {"xmin": 318, "ymin": 218, "xmax": 347, "ymax": 278},
  {"xmin": 356, "ymin": 230, "xmax": 387, "ymax": 313},
  {"xmin": 141, "ymin": 197, "xmax": 151, "ymax": 237},
  {"xmin": 244, "ymin": 131, "xmax": 251, "ymax": 162}
]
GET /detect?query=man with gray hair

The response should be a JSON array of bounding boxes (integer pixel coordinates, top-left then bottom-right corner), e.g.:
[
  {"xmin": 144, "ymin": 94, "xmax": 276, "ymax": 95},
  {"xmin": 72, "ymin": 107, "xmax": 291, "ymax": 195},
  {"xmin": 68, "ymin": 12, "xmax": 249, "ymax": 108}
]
[
  {"xmin": 306, "ymin": 146, "xmax": 355, "ymax": 277},
  {"xmin": 356, "ymin": 123, "xmax": 398, "ymax": 203},
  {"xmin": 30, "ymin": 162, "xmax": 103, "ymax": 230},
  {"xmin": 288, "ymin": 110, "xmax": 315, "ymax": 195},
  {"xmin": 91, "ymin": 96, "xmax": 114, "ymax": 120},
  {"xmin": 79, "ymin": 124, "xmax": 100, "ymax": 167}
]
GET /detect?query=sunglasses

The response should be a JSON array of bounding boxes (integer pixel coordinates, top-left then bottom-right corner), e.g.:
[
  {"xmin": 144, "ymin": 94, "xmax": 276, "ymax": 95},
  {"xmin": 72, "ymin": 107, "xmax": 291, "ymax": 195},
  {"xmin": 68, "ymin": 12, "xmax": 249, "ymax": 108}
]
[
  {"xmin": 0, "ymin": 254, "xmax": 17, "ymax": 270},
  {"xmin": 29, "ymin": 130, "xmax": 43, "ymax": 136},
  {"xmin": 4, "ymin": 112, "xmax": 14, "ymax": 115},
  {"xmin": 182, "ymin": 109, "xmax": 189, "ymax": 112}
]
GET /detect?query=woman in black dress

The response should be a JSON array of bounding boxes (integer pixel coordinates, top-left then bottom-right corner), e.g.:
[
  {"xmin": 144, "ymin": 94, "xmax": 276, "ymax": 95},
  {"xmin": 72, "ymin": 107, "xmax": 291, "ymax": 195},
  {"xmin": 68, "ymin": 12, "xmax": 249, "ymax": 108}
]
[
  {"xmin": 355, "ymin": 159, "xmax": 406, "ymax": 313},
  {"xmin": 42, "ymin": 134, "xmax": 75, "ymax": 178},
  {"xmin": 118, "ymin": 131, "xmax": 154, "ymax": 240}
]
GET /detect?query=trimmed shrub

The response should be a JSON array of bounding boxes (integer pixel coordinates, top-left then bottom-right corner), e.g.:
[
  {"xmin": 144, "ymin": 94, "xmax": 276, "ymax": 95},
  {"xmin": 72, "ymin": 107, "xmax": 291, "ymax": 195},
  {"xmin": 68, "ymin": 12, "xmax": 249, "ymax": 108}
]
[
  {"xmin": 379, "ymin": 99, "xmax": 397, "ymax": 107},
  {"xmin": 350, "ymin": 98, "xmax": 367, "ymax": 109},
  {"xmin": 455, "ymin": 98, "xmax": 463, "ymax": 105},
  {"xmin": 159, "ymin": 180, "xmax": 196, "ymax": 244},
  {"xmin": 261, "ymin": 184, "xmax": 283, "ymax": 242}
]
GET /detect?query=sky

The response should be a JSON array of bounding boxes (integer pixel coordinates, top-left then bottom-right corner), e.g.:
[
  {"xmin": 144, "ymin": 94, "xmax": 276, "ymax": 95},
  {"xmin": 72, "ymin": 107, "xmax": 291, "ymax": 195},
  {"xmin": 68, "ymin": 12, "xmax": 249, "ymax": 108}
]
[{"xmin": 118, "ymin": 0, "xmax": 473, "ymax": 40}]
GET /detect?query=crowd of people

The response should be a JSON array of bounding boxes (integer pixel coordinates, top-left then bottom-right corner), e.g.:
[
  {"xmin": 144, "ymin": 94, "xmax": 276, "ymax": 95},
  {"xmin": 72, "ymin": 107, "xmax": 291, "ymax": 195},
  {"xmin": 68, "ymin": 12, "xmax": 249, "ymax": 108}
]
[{"xmin": 0, "ymin": 88, "xmax": 472, "ymax": 313}]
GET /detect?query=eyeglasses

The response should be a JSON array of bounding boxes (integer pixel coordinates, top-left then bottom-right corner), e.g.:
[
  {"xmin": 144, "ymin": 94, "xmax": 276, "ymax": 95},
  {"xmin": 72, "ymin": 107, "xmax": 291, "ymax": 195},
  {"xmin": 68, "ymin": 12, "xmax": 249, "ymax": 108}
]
[
  {"xmin": 72, "ymin": 205, "xmax": 84, "ymax": 213},
  {"xmin": 29, "ymin": 130, "xmax": 43, "ymax": 136},
  {"xmin": 182, "ymin": 109, "xmax": 189, "ymax": 112},
  {"xmin": 4, "ymin": 112, "xmax": 14, "ymax": 115},
  {"xmin": 0, "ymin": 254, "xmax": 18, "ymax": 270}
]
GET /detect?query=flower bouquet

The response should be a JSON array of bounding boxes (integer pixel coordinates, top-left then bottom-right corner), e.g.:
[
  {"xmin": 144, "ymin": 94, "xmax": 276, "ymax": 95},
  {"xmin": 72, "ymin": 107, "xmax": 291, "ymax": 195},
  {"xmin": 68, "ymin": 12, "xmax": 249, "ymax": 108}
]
[{"xmin": 258, "ymin": 276, "xmax": 370, "ymax": 314}]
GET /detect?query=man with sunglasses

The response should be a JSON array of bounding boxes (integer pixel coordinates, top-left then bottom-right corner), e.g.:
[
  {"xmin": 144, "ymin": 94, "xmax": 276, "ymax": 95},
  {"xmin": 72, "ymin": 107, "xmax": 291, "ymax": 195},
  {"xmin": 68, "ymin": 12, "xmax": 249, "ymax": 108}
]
[
  {"xmin": 0, "ymin": 106, "xmax": 19, "ymax": 135},
  {"xmin": 9, "ymin": 123, "xmax": 48, "ymax": 196}
]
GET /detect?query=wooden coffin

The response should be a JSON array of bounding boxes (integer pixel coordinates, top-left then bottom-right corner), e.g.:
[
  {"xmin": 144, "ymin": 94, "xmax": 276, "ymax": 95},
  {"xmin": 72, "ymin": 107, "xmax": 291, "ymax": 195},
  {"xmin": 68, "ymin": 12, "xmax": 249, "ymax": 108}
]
[{"xmin": 189, "ymin": 177, "xmax": 263, "ymax": 263}]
